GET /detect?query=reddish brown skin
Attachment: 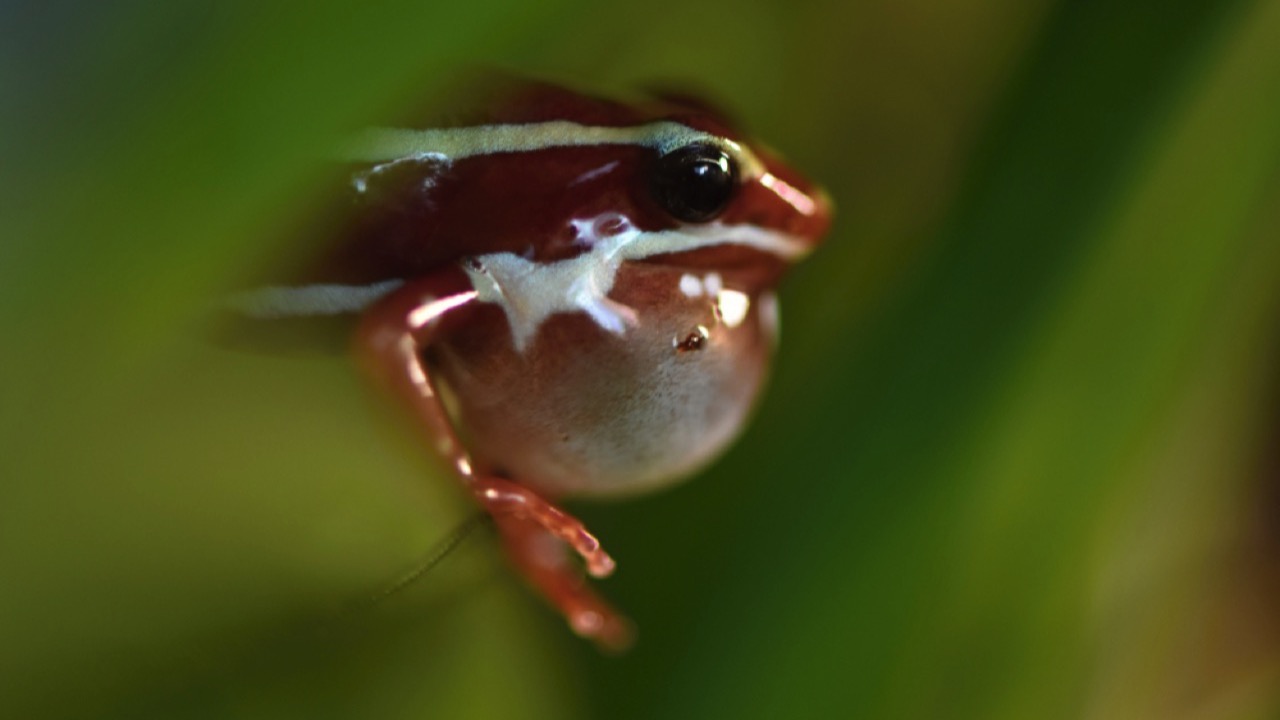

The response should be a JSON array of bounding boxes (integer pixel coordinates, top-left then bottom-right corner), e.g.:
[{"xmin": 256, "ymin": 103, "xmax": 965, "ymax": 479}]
[
  {"xmin": 272, "ymin": 80, "xmax": 832, "ymax": 650},
  {"xmin": 290, "ymin": 82, "xmax": 826, "ymax": 288}
]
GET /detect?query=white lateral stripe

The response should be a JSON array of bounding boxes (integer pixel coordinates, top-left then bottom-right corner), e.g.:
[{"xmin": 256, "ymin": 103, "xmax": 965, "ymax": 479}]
[
  {"xmin": 464, "ymin": 215, "xmax": 808, "ymax": 351},
  {"xmin": 225, "ymin": 280, "xmax": 403, "ymax": 319},
  {"xmin": 225, "ymin": 219, "xmax": 808, "ymax": 335},
  {"xmin": 343, "ymin": 121, "xmax": 765, "ymax": 179},
  {"xmin": 612, "ymin": 222, "xmax": 810, "ymax": 261}
]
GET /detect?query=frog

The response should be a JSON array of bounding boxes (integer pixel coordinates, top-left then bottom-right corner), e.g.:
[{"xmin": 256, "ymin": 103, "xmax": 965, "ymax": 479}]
[{"xmin": 227, "ymin": 78, "xmax": 832, "ymax": 650}]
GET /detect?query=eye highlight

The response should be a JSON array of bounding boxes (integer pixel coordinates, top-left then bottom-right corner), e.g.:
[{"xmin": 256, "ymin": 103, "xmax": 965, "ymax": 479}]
[{"xmin": 650, "ymin": 143, "xmax": 738, "ymax": 223}]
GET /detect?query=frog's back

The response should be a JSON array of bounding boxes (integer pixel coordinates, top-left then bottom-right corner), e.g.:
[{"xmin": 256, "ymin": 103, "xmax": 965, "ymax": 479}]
[{"xmin": 262, "ymin": 81, "xmax": 674, "ymax": 287}]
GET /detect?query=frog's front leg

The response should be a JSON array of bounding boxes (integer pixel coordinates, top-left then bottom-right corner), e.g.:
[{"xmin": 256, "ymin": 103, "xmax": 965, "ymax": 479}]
[
  {"xmin": 490, "ymin": 510, "xmax": 634, "ymax": 651},
  {"xmin": 353, "ymin": 267, "xmax": 629, "ymax": 649}
]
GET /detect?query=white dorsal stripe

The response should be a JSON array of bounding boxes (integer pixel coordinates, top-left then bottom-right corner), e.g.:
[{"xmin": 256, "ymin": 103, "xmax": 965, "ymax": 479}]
[{"xmin": 344, "ymin": 121, "xmax": 765, "ymax": 179}]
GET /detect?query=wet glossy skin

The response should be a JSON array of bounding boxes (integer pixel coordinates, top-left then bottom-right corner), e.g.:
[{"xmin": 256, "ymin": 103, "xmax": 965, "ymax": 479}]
[{"xmin": 230, "ymin": 80, "xmax": 831, "ymax": 649}]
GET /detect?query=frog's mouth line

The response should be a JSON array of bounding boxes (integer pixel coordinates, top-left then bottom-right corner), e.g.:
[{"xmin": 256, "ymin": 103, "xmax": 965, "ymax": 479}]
[{"xmin": 637, "ymin": 245, "xmax": 792, "ymax": 275}]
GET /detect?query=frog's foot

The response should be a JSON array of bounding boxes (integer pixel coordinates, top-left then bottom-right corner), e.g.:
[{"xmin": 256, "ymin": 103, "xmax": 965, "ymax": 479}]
[
  {"xmin": 476, "ymin": 479, "xmax": 633, "ymax": 652},
  {"xmin": 472, "ymin": 477, "xmax": 615, "ymax": 577}
]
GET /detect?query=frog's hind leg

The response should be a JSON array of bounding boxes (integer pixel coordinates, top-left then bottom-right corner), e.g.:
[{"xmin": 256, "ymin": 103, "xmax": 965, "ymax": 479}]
[{"xmin": 491, "ymin": 509, "xmax": 634, "ymax": 652}]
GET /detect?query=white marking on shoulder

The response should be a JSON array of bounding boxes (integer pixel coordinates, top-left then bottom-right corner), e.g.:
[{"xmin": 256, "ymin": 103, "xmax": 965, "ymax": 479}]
[
  {"xmin": 463, "ymin": 213, "xmax": 808, "ymax": 351},
  {"xmin": 343, "ymin": 121, "xmax": 765, "ymax": 179},
  {"xmin": 225, "ymin": 280, "xmax": 403, "ymax": 319}
]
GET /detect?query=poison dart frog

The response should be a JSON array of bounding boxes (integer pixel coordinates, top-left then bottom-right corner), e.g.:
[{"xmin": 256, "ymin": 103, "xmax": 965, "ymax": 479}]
[{"xmin": 228, "ymin": 79, "xmax": 832, "ymax": 650}]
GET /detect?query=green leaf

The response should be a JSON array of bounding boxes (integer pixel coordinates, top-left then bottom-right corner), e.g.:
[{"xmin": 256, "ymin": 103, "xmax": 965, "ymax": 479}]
[{"xmin": 4, "ymin": 0, "xmax": 1279, "ymax": 718}]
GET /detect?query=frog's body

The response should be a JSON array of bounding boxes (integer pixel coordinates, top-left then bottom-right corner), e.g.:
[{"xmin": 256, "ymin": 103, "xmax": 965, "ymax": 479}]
[
  {"xmin": 230, "ymin": 80, "xmax": 830, "ymax": 648},
  {"xmin": 441, "ymin": 258, "xmax": 776, "ymax": 499}
]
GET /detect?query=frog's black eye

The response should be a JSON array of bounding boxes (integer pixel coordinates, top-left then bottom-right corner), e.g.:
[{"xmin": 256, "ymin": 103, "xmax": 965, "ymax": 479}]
[{"xmin": 650, "ymin": 143, "xmax": 738, "ymax": 223}]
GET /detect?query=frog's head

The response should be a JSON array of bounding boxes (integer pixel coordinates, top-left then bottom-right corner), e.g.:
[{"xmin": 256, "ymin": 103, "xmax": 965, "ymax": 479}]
[
  {"xmin": 339, "ymin": 79, "xmax": 832, "ymax": 292},
  {"xmin": 626, "ymin": 90, "xmax": 833, "ymax": 287}
]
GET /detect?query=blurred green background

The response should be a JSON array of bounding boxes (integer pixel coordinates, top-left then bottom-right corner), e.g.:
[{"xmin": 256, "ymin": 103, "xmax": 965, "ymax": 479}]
[{"xmin": 4, "ymin": 0, "xmax": 1280, "ymax": 718}]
